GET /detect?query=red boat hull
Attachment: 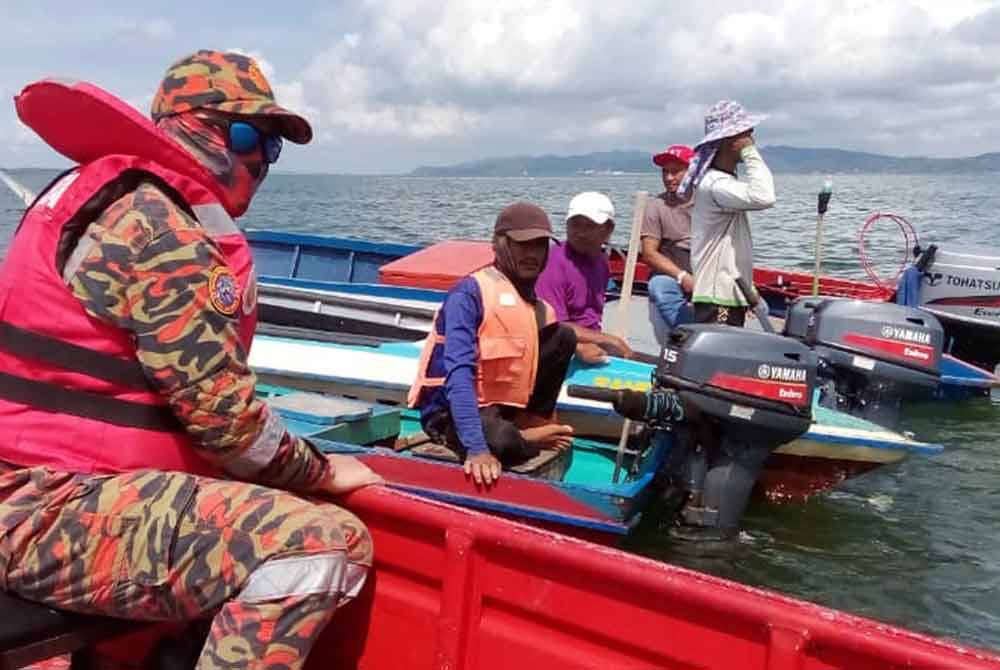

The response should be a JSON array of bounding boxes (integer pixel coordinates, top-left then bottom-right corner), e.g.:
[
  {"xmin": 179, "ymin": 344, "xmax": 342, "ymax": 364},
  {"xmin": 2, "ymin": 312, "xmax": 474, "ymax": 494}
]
[
  {"xmin": 756, "ymin": 454, "xmax": 882, "ymax": 502},
  {"xmin": 81, "ymin": 484, "xmax": 1000, "ymax": 669},
  {"xmin": 305, "ymin": 487, "xmax": 999, "ymax": 670},
  {"xmin": 608, "ymin": 251, "xmax": 897, "ymax": 303}
]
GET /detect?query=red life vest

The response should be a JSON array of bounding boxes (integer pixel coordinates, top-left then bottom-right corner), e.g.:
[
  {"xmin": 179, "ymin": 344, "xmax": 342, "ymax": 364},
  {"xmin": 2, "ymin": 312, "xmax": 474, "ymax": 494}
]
[
  {"xmin": 0, "ymin": 80, "xmax": 258, "ymax": 476},
  {"xmin": 408, "ymin": 267, "xmax": 556, "ymax": 410}
]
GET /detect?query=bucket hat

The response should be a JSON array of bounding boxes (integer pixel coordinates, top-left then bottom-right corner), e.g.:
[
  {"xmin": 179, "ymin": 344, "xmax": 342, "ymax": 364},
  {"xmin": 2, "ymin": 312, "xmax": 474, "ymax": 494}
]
[{"xmin": 694, "ymin": 100, "xmax": 767, "ymax": 149}]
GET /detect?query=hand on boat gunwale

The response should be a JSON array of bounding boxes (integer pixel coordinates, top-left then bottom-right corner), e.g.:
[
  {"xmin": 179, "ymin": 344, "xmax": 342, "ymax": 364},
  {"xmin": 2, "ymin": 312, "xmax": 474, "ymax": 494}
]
[
  {"xmin": 603, "ymin": 334, "xmax": 635, "ymax": 360},
  {"xmin": 465, "ymin": 452, "xmax": 502, "ymax": 487},
  {"xmin": 318, "ymin": 454, "xmax": 384, "ymax": 495},
  {"xmin": 576, "ymin": 342, "xmax": 610, "ymax": 365}
]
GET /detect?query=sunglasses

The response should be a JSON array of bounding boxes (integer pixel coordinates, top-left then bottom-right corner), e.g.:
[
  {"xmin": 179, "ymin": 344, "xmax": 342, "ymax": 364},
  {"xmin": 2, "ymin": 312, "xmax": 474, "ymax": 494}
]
[{"xmin": 222, "ymin": 120, "xmax": 283, "ymax": 164}]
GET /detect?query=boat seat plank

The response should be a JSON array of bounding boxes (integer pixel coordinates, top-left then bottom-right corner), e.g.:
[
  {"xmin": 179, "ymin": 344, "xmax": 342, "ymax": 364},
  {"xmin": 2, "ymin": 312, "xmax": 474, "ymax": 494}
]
[
  {"xmin": 393, "ymin": 430, "xmax": 432, "ymax": 451},
  {"xmin": 0, "ymin": 592, "xmax": 138, "ymax": 668},
  {"xmin": 378, "ymin": 240, "xmax": 494, "ymax": 290},
  {"xmin": 409, "ymin": 441, "xmax": 461, "ymax": 462},
  {"xmin": 267, "ymin": 392, "xmax": 373, "ymax": 425}
]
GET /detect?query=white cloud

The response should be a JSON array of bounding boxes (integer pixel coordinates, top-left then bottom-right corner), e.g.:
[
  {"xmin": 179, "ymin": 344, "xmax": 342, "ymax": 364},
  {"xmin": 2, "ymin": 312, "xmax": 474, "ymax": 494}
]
[
  {"xmin": 266, "ymin": 0, "xmax": 1000, "ymax": 167},
  {"xmin": 289, "ymin": 33, "xmax": 482, "ymax": 139},
  {"xmin": 139, "ymin": 19, "xmax": 174, "ymax": 41},
  {"xmin": 108, "ymin": 17, "xmax": 175, "ymax": 43},
  {"xmin": 2, "ymin": 0, "xmax": 999, "ymax": 171},
  {"xmin": 225, "ymin": 48, "xmax": 277, "ymax": 80}
]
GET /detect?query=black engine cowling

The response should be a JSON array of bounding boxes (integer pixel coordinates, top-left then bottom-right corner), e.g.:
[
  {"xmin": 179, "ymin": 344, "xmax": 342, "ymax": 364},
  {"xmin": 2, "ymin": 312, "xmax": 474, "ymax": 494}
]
[
  {"xmin": 783, "ymin": 298, "xmax": 943, "ymax": 429},
  {"xmin": 658, "ymin": 324, "xmax": 817, "ymax": 447},
  {"xmin": 567, "ymin": 324, "xmax": 819, "ymax": 537}
]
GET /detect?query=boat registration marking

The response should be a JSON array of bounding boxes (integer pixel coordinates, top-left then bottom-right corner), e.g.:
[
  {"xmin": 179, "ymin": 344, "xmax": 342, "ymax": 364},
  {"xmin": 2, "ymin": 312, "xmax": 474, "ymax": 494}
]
[
  {"xmin": 591, "ymin": 376, "xmax": 652, "ymax": 392},
  {"xmin": 730, "ymin": 405, "xmax": 755, "ymax": 421},
  {"xmin": 852, "ymin": 355, "xmax": 876, "ymax": 370}
]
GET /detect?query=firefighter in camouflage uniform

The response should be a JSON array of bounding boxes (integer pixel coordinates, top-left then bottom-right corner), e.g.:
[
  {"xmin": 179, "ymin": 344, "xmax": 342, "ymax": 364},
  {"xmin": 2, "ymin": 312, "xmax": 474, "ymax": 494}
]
[{"xmin": 0, "ymin": 50, "xmax": 380, "ymax": 669}]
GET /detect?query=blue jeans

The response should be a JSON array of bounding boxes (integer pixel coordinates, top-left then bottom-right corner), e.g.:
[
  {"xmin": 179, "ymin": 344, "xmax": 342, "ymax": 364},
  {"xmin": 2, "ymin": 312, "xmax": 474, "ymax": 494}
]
[{"xmin": 648, "ymin": 274, "xmax": 693, "ymax": 345}]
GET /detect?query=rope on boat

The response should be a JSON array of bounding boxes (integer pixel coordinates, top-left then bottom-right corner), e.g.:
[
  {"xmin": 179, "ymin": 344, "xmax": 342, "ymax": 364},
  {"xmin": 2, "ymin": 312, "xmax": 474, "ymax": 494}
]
[{"xmin": 858, "ymin": 212, "xmax": 919, "ymax": 289}]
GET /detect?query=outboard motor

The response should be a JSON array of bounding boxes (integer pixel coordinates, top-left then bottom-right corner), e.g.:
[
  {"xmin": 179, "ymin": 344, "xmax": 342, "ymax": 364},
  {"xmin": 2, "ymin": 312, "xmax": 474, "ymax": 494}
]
[
  {"xmin": 784, "ymin": 298, "xmax": 943, "ymax": 430},
  {"xmin": 570, "ymin": 324, "xmax": 816, "ymax": 540}
]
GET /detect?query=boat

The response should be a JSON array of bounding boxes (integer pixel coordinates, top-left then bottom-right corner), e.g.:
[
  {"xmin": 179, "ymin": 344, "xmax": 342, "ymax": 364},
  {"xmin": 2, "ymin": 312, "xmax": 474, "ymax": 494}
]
[
  {"xmin": 1, "ymin": 100, "xmax": 996, "ymax": 670},
  {"xmin": 247, "ymin": 230, "xmax": 999, "ymax": 400},
  {"xmin": 258, "ymin": 385, "xmax": 669, "ymax": 538},
  {"xmin": 258, "ymin": 279, "xmax": 437, "ymax": 342},
  {"xmin": 917, "ymin": 245, "xmax": 1000, "ymax": 370},
  {"xmin": 613, "ymin": 244, "xmax": 1000, "ymax": 374},
  {"xmin": 247, "ymin": 331, "xmax": 943, "ymax": 505},
  {"xmin": 7, "ymin": 484, "xmax": 1000, "ymax": 670}
]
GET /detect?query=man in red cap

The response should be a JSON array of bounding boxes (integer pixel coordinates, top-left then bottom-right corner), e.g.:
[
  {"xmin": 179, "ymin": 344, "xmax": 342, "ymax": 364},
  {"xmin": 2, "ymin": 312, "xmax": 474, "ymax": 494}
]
[
  {"xmin": 641, "ymin": 144, "xmax": 696, "ymax": 342},
  {"xmin": 409, "ymin": 201, "xmax": 577, "ymax": 487},
  {"xmin": 0, "ymin": 50, "xmax": 378, "ymax": 669}
]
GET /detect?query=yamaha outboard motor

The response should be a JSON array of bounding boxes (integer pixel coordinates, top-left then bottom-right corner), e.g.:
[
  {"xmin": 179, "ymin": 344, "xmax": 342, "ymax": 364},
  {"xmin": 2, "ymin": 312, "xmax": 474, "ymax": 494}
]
[
  {"xmin": 784, "ymin": 298, "xmax": 943, "ymax": 430},
  {"xmin": 570, "ymin": 324, "xmax": 816, "ymax": 540}
]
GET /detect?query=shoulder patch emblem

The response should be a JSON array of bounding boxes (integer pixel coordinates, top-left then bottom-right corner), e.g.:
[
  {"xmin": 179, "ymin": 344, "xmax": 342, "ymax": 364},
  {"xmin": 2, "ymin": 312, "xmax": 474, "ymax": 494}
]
[{"xmin": 209, "ymin": 267, "xmax": 241, "ymax": 316}]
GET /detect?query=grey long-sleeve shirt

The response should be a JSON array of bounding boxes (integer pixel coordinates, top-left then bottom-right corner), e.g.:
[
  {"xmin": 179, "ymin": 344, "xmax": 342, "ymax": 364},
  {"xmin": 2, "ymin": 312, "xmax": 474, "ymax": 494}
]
[{"xmin": 691, "ymin": 145, "xmax": 776, "ymax": 307}]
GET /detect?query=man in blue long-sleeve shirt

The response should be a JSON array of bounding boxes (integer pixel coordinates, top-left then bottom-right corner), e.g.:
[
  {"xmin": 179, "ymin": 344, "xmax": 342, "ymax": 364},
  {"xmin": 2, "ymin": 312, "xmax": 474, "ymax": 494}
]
[{"xmin": 408, "ymin": 202, "xmax": 578, "ymax": 486}]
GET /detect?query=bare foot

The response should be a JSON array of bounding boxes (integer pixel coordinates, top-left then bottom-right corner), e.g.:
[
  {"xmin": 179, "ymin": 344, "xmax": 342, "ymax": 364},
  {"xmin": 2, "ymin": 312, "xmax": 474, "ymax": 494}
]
[
  {"xmin": 513, "ymin": 411, "xmax": 559, "ymax": 430},
  {"xmin": 520, "ymin": 423, "xmax": 574, "ymax": 451}
]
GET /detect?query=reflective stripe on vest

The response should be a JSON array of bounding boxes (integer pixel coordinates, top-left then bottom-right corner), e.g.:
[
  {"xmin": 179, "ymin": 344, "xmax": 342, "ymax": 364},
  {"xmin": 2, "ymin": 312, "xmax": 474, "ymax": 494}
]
[{"xmin": 407, "ymin": 267, "xmax": 555, "ymax": 409}]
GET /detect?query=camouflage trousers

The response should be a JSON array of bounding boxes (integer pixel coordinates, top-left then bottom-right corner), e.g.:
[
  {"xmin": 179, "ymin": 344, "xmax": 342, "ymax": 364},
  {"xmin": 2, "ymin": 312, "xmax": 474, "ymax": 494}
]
[{"xmin": 0, "ymin": 465, "xmax": 373, "ymax": 670}]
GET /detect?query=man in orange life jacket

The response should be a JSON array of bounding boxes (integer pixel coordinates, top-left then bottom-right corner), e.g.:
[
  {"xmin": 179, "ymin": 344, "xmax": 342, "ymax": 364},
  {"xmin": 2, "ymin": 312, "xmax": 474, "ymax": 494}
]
[
  {"xmin": 409, "ymin": 202, "xmax": 578, "ymax": 487},
  {"xmin": 0, "ymin": 51, "xmax": 380, "ymax": 669}
]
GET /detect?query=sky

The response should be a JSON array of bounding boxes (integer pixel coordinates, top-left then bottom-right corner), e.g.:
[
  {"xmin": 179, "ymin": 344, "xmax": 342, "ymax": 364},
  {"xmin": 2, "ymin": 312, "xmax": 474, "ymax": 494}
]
[{"xmin": 1, "ymin": 0, "xmax": 999, "ymax": 174}]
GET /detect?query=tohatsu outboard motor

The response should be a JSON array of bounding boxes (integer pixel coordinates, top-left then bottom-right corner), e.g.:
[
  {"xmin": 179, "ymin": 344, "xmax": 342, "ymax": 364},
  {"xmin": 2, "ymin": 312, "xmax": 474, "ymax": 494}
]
[
  {"xmin": 570, "ymin": 324, "xmax": 817, "ymax": 540},
  {"xmin": 783, "ymin": 298, "xmax": 943, "ymax": 430}
]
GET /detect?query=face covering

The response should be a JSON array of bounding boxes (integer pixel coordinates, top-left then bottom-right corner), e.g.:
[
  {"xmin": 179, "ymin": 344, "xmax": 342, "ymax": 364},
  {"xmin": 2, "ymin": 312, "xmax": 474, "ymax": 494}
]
[
  {"xmin": 677, "ymin": 141, "xmax": 721, "ymax": 201},
  {"xmin": 492, "ymin": 234, "xmax": 548, "ymax": 303},
  {"xmin": 156, "ymin": 111, "xmax": 267, "ymax": 217}
]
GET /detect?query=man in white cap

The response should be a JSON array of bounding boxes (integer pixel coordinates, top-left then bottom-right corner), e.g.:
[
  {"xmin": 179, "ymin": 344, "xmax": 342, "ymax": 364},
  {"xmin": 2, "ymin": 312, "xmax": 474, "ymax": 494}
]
[
  {"xmin": 678, "ymin": 100, "xmax": 776, "ymax": 326},
  {"xmin": 536, "ymin": 191, "xmax": 634, "ymax": 363}
]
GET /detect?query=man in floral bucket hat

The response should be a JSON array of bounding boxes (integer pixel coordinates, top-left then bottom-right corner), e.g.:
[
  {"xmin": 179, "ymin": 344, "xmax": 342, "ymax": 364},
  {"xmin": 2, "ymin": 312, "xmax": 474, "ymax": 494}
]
[
  {"xmin": 678, "ymin": 100, "xmax": 775, "ymax": 326},
  {"xmin": 0, "ymin": 50, "xmax": 380, "ymax": 669}
]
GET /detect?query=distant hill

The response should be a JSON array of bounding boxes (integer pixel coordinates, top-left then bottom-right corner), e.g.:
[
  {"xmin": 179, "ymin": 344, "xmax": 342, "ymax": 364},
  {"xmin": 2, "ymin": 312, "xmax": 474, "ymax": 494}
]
[{"xmin": 410, "ymin": 146, "xmax": 1000, "ymax": 177}]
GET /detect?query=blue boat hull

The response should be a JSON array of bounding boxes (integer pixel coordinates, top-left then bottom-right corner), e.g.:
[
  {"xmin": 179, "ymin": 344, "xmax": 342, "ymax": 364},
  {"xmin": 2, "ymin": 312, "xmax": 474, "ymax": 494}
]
[{"xmin": 246, "ymin": 229, "xmax": 997, "ymax": 399}]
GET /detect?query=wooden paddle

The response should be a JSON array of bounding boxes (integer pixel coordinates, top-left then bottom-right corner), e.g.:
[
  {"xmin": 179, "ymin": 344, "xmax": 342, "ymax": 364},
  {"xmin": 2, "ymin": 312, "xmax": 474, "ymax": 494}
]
[{"xmin": 611, "ymin": 190, "xmax": 648, "ymax": 484}]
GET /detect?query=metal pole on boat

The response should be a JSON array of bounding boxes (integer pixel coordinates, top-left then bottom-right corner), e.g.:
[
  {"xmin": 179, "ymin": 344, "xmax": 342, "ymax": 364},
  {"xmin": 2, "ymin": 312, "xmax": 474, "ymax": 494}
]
[
  {"xmin": 812, "ymin": 178, "xmax": 834, "ymax": 296},
  {"xmin": 611, "ymin": 191, "xmax": 648, "ymax": 484},
  {"xmin": 0, "ymin": 168, "xmax": 35, "ymax": 207}
]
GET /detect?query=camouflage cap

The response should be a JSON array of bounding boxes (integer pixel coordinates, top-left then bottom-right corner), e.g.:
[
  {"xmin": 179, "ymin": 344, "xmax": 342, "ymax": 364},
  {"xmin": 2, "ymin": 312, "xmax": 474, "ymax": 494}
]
[{"xmin": 151, "ymin": 50, "xmax": 312, "ymax": 144}]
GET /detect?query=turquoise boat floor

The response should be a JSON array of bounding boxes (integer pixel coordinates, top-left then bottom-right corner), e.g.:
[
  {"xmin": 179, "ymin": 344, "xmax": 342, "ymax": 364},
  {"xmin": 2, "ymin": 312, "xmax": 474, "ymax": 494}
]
[
  {"xmin": 397, "ymin": 409, "xmax": 636, "ymax": 486},
  {"xmin": 562, "ymin": 444, "xmax": 621, "ymax": 485}
]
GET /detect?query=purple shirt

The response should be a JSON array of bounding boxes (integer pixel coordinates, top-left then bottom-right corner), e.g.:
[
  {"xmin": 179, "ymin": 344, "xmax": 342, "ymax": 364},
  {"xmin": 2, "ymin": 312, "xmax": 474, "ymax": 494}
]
[{"xmin": 535, "ymin": 241, "xmax": 609, "ymax": 330}]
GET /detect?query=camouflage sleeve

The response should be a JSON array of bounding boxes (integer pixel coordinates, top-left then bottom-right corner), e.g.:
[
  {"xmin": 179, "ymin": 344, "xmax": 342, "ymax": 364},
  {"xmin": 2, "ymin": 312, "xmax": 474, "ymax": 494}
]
[{"xmin": 67, "ymin": 183, "xmax": 331, "ymax": 493}]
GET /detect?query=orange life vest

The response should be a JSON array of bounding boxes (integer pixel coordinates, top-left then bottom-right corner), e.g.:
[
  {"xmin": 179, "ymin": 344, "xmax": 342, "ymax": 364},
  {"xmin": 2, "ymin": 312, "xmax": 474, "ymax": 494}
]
[{"xmin": 408, "ymin": 266, "xmax": 556, "ymax": 409}]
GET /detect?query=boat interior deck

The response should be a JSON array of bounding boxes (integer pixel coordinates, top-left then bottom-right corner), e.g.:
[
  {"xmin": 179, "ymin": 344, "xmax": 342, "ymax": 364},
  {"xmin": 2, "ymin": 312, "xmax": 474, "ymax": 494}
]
[{"xmin": 259, "ymin": 387, "xmax": 647, "ymax": 487}]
